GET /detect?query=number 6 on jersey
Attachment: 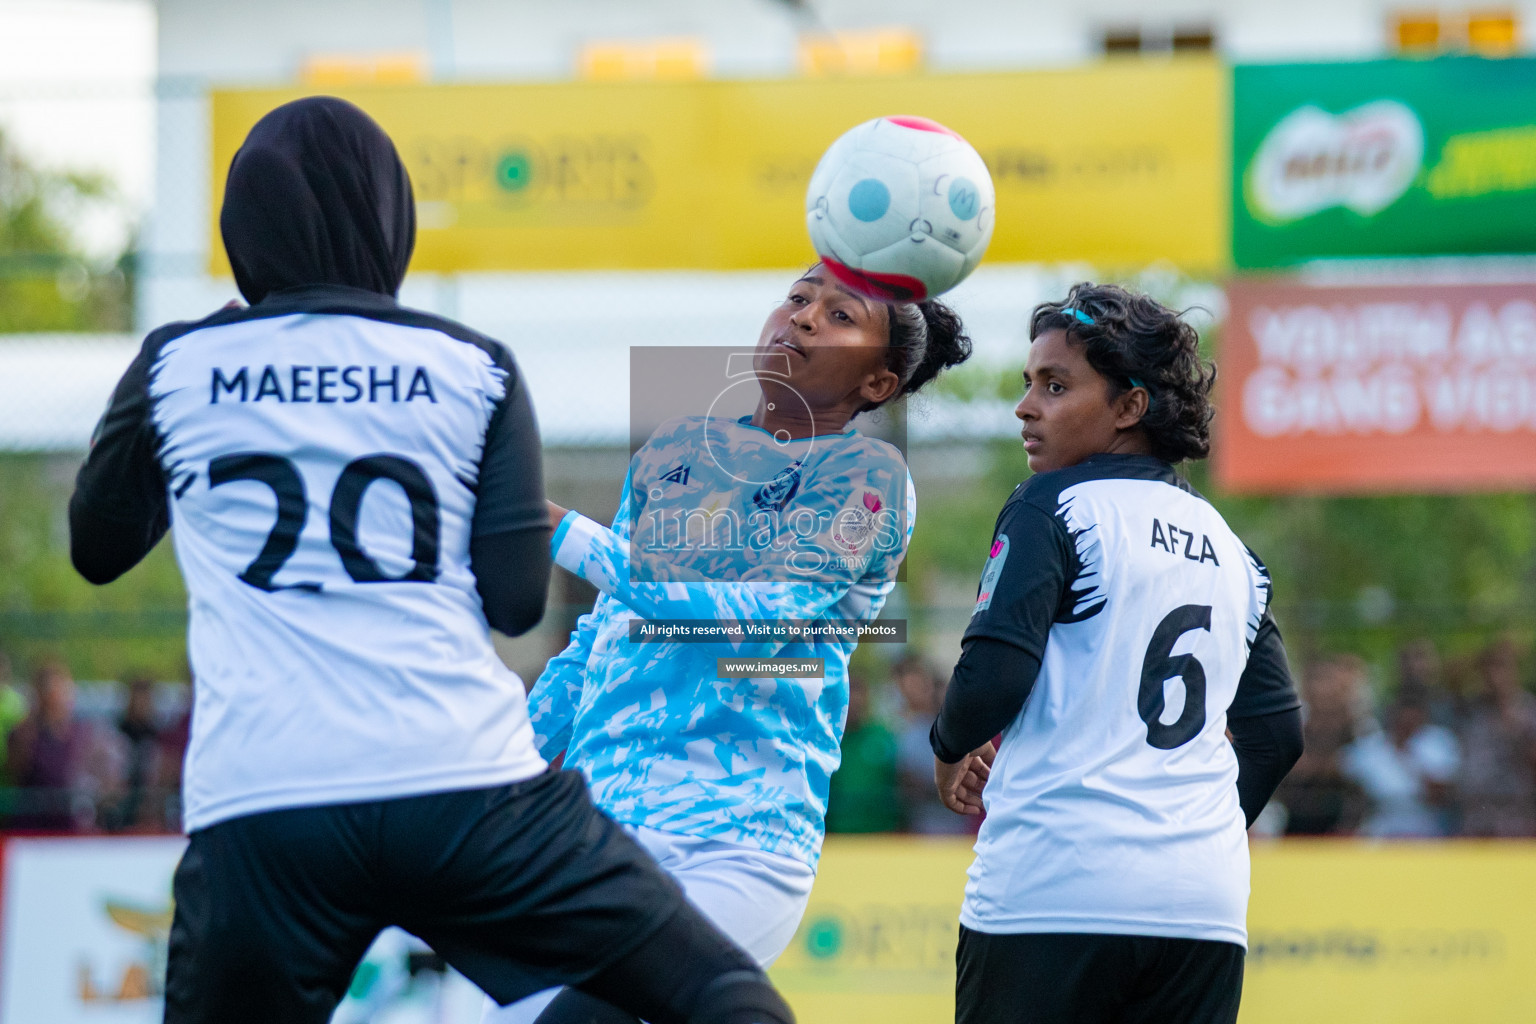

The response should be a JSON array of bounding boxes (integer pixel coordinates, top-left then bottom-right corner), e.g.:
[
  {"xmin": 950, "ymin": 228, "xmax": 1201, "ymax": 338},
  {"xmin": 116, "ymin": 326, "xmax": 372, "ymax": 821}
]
[{"xmin": 1138, "ymin": 604, "xmax": 1212, "ymax": 750}]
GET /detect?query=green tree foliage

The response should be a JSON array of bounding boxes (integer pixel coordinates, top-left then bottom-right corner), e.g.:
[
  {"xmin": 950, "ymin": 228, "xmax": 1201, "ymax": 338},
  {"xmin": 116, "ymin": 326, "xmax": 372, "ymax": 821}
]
[
  {"xmin": 0, "ymin": 130, "xmax": 169, "ymax": 679},
  {"xmin": 0, "ymin": 128, "xmax": 132, "ymax": 332},
  {"xmin": 0, "ymin": 455, "xmax": 187, "ymax": 682},
  {"xmin": 1200, "ymin": 474, "xmax": 1536, "ymax": 671}
]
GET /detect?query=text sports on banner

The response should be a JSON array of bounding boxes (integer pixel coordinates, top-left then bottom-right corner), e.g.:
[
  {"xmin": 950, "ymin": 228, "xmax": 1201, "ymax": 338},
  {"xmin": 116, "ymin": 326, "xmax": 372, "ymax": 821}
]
[{"xmin": 209, "ymin": 62, "xmax": 1224, "ymax": 275}]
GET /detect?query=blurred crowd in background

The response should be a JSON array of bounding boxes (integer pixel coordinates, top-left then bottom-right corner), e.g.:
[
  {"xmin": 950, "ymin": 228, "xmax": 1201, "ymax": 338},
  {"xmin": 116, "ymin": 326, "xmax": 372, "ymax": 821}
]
[
  {"xmin": 0, "ymin": 649, "xmax": 188, "ymax": 834},
  {"xmin": 827, "ymin": 637, "xmax": 1536, "ymax": 840},
  {"xmin": 1271, "ymin": 636, "xmax": 1536, "ymax": 839},
  {"xmin": 2, "ymin": 635, "xmax": 1533, "ymax": 839}
]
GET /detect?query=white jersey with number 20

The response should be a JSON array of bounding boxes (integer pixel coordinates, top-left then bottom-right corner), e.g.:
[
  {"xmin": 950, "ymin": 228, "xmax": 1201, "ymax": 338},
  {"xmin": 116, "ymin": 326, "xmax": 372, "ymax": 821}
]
[{"xmin": 84, "ymin": 290, "xmax": 550, "ymax": 832}]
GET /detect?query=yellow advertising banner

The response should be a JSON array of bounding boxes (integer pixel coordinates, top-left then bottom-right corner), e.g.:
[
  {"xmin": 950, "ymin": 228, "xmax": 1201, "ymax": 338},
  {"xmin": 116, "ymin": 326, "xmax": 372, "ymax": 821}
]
[
  {"xmin": 209, "ymin": 61, "xmax": 1224, "ymax": 275},
  {"xmin": 770, "ymin": 838, "xmax": 1536, "ymax": 1024}
]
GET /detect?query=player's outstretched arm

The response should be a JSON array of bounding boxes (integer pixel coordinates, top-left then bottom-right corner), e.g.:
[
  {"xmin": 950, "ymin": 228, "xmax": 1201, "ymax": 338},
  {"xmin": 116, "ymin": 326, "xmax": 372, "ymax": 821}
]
[
  {"xmin": 526, "ymin": 608, "xmax": 602, "ymax": 759},
  {"xmin": 551, "ymin": 509, "xmax": 852, "ymax": 655},
  {"xmin": 69, "ymin": 338, "xmax": 170, "ymax": 585},
  {"xmin": 549, "ymin": 459, "xmax": 910, "ymax": 657},
  {"xmin": 527, "ymin": 470, "xmax": 638, "ymax": 757}
]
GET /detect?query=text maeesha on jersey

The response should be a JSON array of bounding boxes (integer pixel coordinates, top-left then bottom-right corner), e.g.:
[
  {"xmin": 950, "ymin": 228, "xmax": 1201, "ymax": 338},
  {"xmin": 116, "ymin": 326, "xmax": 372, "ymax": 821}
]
[{"xmin": 209, "ymin": 364, "xmax": 438, "ymax": 404}]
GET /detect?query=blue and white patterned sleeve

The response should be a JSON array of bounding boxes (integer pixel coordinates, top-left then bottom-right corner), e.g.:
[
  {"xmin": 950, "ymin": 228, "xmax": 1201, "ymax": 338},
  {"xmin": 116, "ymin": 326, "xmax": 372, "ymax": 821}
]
[
  {"xmin": 526, "ymin": 608, "xmax": 598, "ymax": 759},
  {"xmin": 552, "ymin": 450, "xmax": 910, "ymax": 655},
  {"xmin": 527, "ymin": 469, "xmax": 641, "ymax": 756}
]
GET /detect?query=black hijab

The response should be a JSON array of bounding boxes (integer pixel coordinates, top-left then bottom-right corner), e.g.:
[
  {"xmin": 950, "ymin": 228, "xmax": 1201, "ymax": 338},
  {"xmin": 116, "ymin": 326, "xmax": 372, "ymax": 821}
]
[{"xmin": 220, "ymin": 96, "xmax": 415, "ymax": 304}]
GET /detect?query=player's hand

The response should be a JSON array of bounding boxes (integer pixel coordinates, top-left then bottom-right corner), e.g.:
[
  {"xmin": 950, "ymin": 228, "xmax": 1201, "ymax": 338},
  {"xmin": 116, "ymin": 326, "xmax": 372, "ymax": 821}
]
[
  {"xmin": 935, "ymin": 741, "xmax": 995, "ymax": 816},
  {"xmin": 547, "ymin": 500, "xmax": 569, "ymax": 529}
]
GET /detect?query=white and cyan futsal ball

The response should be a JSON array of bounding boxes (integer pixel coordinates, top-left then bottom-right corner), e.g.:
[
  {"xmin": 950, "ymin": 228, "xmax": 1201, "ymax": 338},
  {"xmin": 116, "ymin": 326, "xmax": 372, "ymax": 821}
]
[{"xmin": 805, "ymin": 115, "xmax": 995, "ymax": 303}]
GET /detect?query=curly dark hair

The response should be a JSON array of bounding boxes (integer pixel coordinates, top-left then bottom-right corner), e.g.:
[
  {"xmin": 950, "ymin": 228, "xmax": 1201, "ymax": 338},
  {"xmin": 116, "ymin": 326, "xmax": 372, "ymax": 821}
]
[
  {"xmin": 1029, "ymin": 282, "xmax": 1216, "ymax": 464},
  {"xmin": 860, "ymin": 296, "xmax": 972, "ymax": 412}
]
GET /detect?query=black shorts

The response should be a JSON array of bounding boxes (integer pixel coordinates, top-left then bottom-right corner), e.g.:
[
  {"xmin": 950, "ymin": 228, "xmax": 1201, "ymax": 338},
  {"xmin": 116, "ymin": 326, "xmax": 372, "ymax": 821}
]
[
  {"xmin": 955, "ymin": 927, "xmax": 1245, "ymax": 1024},
  {"xmin": 164, "ymin": 770, "xmax": 746, "ymax": 1024}
]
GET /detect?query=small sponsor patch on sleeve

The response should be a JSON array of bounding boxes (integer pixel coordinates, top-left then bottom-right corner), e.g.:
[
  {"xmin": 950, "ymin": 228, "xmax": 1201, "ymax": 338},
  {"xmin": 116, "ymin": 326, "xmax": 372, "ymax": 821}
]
[
  {"xmin": 973, "ymin": 534, "xmax": 1009, "ymax": 614},
  {"xmin": 831, "ymin": 489, "xmax": 884, "ymax": 552}
]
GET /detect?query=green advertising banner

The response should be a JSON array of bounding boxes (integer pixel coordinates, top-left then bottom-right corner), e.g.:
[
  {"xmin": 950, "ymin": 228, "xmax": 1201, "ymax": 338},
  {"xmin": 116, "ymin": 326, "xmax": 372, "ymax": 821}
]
[{"xmin": 1234, "ymin": 58, "xmax": 1536, "ymax": 267}]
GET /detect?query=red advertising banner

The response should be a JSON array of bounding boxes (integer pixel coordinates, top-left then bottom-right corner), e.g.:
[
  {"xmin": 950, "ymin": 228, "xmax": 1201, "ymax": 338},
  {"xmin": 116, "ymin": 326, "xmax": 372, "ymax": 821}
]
[{"xmin": 1217, "ymin": 278, "xmax": 1536, "ymax": 493}]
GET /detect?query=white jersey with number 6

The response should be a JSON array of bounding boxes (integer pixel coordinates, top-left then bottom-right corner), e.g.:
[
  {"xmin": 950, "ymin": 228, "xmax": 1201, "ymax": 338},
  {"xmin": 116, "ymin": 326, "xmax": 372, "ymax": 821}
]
[{"xmin": 961, "ymin": 454, "xmax": 1296, "ymax": 947}]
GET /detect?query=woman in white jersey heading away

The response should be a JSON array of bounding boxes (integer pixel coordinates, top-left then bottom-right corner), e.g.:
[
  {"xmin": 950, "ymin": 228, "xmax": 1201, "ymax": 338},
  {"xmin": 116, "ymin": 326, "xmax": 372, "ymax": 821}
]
[
  {"xmin": 69, "ymin": 97, "xmax": 796, "ymax": 1024},
  {"xmin": 487, "ymin": 266, "xmax": 972, "ymax": 1024},
  {"xmin": 931, "ymin": 283, "xmax": 1304, "ymax": 1024}
]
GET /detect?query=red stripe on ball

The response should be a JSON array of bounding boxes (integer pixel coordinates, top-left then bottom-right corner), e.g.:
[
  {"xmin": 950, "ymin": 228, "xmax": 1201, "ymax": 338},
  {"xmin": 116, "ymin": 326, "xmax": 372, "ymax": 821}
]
[
  {"xmin": 820, "ymin": 257, "xmax": 929, "ymax": 303},
  {"xmin": 884, "ymin": 115, "xmax": 962, "ymax": 140}
]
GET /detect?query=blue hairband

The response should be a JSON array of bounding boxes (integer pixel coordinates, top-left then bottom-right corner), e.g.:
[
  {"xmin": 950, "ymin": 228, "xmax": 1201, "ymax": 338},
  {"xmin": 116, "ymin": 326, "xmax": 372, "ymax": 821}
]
[{"xmin": 1063, "ymin": 306, "xmax": 1147, "ymax": 392}]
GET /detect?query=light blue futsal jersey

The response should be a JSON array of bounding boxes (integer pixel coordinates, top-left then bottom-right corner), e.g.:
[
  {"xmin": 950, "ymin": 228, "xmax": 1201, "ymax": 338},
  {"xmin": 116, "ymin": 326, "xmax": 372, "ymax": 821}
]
[{"xmin": 531, "ymin": 415, "xmax": 913, "ymax": 866}]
